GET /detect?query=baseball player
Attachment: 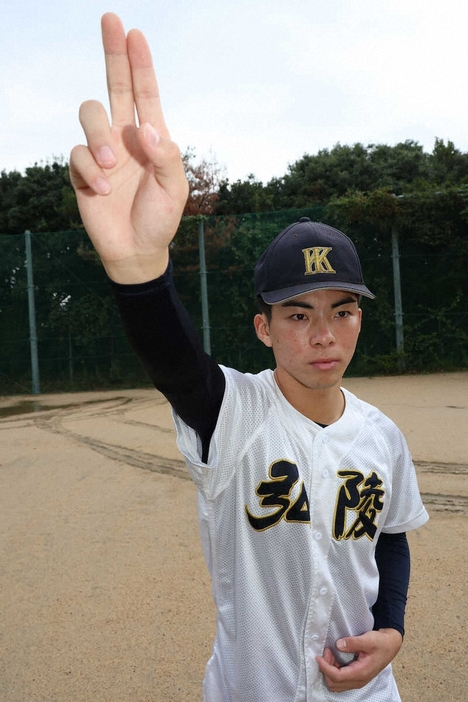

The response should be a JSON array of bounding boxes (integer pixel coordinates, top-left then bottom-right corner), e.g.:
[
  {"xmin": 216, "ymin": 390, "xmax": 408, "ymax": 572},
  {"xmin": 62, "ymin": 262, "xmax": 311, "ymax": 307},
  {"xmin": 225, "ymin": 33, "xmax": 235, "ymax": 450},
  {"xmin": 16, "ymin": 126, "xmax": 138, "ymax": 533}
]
[{"xmin": 70, "ymin": 14, "xmax": 429, "ymax": 701}]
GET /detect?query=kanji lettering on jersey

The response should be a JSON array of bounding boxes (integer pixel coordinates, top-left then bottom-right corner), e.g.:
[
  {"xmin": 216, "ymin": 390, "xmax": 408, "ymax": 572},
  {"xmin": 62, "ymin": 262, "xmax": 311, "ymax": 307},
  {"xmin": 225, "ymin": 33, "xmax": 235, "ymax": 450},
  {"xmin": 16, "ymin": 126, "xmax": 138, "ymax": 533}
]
[
  {"xmin": 245, "ymin": 459, "xmax": 310, "ymax": 531},
  {"xmin": 333, "ymin": 469, "xmax": 385, "ymax": 541}
]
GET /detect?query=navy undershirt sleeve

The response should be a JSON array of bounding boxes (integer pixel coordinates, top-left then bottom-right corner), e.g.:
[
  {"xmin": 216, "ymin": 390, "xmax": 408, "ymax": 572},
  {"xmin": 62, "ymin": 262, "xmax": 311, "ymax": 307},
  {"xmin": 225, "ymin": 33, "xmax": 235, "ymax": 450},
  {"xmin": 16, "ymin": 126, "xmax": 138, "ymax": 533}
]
[
  {"xmin": 372, "ymin": 531, "xmax": 410, "ymax": 637},
  {"xmin": 110, "ymin": 261, "xmax": 225, "ymax": 463},
  {"xmin": 110, "ymin": 262, "xmax": 410, "ymax": 634}
]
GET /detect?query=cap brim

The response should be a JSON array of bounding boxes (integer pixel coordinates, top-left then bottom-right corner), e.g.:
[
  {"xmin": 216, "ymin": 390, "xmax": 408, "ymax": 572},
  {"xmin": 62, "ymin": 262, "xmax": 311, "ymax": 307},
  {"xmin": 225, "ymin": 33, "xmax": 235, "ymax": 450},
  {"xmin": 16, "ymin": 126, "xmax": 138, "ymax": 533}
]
[{"xmin": 261, "ymin": 281, "xmax": 375, "ymax": 304}]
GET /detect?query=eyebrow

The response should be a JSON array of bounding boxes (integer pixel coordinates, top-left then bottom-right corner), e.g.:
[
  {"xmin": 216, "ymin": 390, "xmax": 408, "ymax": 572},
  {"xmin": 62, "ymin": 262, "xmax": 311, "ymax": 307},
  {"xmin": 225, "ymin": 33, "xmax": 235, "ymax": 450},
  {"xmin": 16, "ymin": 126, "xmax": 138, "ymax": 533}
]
[{"xmin": 280, "ymin": 295, "xmax": 358, "ymax": 310}]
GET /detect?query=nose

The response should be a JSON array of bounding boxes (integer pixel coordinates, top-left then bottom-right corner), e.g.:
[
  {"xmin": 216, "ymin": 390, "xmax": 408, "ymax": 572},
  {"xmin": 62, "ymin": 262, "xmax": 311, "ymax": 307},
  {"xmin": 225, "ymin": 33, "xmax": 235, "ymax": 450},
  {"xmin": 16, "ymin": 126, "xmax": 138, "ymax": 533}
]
[{"xmin": 309, "ymin": 320, "xmax": 335, "ymax": 346}]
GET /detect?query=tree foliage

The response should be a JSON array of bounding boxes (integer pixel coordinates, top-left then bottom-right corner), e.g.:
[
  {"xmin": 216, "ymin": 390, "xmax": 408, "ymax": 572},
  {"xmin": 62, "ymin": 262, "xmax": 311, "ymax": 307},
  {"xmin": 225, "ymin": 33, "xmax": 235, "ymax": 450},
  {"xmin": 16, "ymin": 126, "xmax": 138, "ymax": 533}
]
[
  {"xmin": 216, "ymin": 174, "xmax": 276, "ymax": 214},
  {"xmin": 0, "ymin": 150, "xmax": 225, "ymax": 234},
  {"xmin": 0, "ymin": 161, "xmax": 81, "ymax": 235},
  {"xmin": 182, "ymin": 148, "xmax": 224, "ymax": 216},
  {"xmin": 4, "ymin": 138, "xmax": 468, "ymax": 231},
  {"xmin": 215, "ymin": 138, "xmax": 468, "ymax": 214},
  {"xmin": 1, "ymin": 138, "xmax": 467, "ymax": 389}
]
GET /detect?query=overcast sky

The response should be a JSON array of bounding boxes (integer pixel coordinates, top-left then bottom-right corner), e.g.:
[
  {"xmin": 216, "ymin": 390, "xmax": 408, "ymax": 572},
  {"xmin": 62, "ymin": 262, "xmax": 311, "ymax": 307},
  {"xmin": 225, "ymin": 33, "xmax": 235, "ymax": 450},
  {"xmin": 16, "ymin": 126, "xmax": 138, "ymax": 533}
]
[{"xmin": 2, "ymin": 0, "xmax": 468, "ymax": 183}]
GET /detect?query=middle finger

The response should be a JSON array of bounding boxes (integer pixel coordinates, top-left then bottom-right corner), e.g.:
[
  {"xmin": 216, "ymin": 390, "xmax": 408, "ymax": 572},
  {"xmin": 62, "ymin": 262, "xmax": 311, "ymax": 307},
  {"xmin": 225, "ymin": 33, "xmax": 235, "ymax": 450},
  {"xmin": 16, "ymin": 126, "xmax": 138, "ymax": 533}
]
[{"xmin": 102, "ymin": 13, "xmax": 136, "ymax": 128}]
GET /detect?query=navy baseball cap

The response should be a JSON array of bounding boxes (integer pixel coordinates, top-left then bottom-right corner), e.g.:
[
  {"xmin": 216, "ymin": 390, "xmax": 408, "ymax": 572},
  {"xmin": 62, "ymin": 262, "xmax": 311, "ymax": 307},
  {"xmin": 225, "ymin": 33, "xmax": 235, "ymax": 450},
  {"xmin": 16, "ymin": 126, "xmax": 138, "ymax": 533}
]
[{"xmin": 254, "ymin": 218, "xmax": 375, "ymax": 304}]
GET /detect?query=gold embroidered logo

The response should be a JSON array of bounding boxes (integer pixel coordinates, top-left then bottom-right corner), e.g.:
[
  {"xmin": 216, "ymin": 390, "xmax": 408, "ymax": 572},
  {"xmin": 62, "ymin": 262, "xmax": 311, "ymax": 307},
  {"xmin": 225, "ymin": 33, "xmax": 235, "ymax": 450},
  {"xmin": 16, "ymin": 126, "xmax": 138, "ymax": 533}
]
[
  {"xmin": 302, "ymin": 247, "xmax": 336, "ymax": 275},
  {"xmin": 333, "ymin": 470, "xmax": 385, "ymax": 541}
]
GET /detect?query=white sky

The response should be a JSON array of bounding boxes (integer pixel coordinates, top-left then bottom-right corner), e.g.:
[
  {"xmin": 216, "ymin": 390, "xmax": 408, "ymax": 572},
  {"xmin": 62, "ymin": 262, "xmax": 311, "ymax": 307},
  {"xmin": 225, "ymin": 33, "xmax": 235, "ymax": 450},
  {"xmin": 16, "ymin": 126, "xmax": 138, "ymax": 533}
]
[{"xmin": 2, "ymin": 0, "xmax": 468, "ymax": 183}]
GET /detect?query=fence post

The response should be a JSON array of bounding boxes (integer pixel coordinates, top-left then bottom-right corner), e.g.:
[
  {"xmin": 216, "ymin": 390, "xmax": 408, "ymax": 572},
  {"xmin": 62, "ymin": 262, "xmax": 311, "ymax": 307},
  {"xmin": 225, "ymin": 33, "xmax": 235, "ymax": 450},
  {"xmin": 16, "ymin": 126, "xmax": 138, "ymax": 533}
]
[
  {"xmin": 24, "ymin": 230, "xmax": 41, "ymax": 394},
  {"xmin": 68, "ymin": 331, "xmax": 74, "ymax": 384},
  {"xmin": 391, "ymin": 225, "xmax": 405, "ymax": 373},
  {"xmin": 198, "ymin": 218, "xmax": 212, "ymax": 355}
]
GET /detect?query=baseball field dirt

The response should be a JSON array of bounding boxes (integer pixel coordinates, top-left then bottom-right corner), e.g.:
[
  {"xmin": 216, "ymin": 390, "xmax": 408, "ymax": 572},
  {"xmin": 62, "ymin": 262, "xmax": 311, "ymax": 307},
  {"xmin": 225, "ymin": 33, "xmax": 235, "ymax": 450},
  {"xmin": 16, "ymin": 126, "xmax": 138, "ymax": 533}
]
[{"xmin": 0, "ymin": 371, "xmax": 466, "ymax": 701}]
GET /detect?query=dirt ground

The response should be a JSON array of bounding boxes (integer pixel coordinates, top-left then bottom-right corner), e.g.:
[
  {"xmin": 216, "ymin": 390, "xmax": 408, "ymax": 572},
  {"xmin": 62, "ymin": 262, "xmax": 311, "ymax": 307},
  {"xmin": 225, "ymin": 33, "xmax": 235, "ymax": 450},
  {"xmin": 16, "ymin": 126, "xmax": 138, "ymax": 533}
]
[{"xmin": 0, "ymin": 372, "xmax": 467, "ymax": 701}]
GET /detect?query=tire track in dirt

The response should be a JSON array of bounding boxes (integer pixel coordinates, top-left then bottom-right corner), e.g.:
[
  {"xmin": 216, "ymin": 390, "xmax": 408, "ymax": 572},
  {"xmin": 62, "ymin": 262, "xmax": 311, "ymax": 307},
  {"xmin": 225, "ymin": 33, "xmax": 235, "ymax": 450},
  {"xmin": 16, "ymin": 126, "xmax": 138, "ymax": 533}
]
[
  {"xmin": 415, "ymin": 461, "xmax": 468, "ymax": 513},
  {"xmin": 10, "ymin": 398, "xmax": 467, "ymax": 508},
  {"xmin": 32, "ymin": 400, "xmax": 189, "ymax": 481},
  {"xmin": 419, "ymin": 492, "xmax": 468, "ymax": 513},
  {"xmin": 415, "ymin": 460, "xmax": 468, "ymax": 475}
]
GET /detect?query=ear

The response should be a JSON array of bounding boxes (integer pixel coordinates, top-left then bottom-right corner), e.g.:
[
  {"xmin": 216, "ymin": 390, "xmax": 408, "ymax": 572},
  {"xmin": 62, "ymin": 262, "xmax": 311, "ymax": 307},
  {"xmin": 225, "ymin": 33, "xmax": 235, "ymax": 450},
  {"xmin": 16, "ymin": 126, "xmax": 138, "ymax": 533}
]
[{"xmin": 254, "ymin": 313, "xmax": 273, "ymax": 348}]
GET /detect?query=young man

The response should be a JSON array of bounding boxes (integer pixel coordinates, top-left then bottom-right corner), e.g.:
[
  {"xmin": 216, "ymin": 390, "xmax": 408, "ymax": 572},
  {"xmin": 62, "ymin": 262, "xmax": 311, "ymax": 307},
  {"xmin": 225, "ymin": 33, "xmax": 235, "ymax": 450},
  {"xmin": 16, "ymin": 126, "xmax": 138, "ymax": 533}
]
[{"xmin": 70, "ymin": 14, "xmax": 428, "ymax": 701}]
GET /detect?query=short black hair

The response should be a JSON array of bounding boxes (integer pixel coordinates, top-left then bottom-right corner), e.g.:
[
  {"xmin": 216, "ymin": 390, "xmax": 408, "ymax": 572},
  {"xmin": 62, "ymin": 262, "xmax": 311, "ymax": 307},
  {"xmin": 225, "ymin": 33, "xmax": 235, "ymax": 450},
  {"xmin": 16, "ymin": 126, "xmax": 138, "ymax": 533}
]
[{"xmin": 256, "ymin": 295, "xmax": 272, "ymax": 321}]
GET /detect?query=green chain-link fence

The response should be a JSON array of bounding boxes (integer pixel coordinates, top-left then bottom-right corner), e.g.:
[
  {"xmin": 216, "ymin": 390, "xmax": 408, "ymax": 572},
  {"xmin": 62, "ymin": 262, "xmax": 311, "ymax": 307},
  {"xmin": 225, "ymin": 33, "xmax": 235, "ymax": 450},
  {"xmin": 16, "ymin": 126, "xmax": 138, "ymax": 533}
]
[{"xmin": 0, "ymin": 208, "xmax": 467, "ymax": 395}]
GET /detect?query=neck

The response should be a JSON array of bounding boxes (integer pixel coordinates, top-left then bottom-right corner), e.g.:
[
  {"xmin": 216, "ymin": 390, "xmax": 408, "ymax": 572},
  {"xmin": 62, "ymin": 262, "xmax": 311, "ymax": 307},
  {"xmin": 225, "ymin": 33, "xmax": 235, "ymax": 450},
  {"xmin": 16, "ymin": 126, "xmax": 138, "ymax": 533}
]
[{"xmin": 273, "ymin": 369, "xmax": 345, "ymax": 425}]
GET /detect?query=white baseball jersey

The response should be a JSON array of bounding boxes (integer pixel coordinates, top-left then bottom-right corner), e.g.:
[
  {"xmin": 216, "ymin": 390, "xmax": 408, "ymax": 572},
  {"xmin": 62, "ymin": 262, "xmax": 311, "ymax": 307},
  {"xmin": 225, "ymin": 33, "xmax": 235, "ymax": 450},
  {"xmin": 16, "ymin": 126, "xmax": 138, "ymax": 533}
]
[{"xmin": 173, "ymin": 367, "xmax": 429, "ymax": 702}]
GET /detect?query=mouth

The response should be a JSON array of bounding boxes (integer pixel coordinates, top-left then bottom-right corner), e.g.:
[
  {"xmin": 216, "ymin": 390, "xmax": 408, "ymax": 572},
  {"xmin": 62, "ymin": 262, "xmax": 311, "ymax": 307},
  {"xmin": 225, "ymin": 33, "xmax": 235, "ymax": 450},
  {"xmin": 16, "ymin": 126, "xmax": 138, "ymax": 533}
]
[{"xmin": 310, "ymin": 359, "xmax": 339, "ymax": 371}]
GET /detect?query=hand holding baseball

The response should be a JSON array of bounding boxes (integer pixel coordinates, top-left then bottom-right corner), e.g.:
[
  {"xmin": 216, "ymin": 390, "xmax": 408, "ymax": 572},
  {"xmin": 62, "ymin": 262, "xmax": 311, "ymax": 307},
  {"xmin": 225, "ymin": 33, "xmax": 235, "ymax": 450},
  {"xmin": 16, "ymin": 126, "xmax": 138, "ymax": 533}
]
[
  {"xmin": 316, "ymin": 628, "xmax": 403, "ymax": 692},
  {"xmin": 69, "ymin": 13, "xmax": 189, "ymax": 284}
]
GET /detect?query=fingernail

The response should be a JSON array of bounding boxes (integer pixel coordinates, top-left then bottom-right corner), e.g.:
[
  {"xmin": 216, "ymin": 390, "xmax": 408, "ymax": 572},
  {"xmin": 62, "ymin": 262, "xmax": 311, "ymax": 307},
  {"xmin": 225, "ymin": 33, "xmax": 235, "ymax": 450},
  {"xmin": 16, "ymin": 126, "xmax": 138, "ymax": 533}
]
[
  {"xmin": 98, "ymin": 146, "xmax": 115, "ymax": 167},
  {"xmin": 337, "ymin": 639, "xmax": 346, "ymax": 649},
  {"xmin": 94, "ymin": 177, "xmax": 111, "ymax": 195},
  {"xmin": 144, "ymin": 123, "xmax": 161, "ymax": 148}
]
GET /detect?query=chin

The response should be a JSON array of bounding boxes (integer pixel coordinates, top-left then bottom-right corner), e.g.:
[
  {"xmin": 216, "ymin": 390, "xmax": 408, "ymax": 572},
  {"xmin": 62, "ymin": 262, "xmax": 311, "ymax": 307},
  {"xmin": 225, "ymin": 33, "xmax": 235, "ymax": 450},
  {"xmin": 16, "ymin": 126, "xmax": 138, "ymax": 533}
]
[{"xmin": 300, "ymin": 374, "xmax": 343, "ymax": 392}]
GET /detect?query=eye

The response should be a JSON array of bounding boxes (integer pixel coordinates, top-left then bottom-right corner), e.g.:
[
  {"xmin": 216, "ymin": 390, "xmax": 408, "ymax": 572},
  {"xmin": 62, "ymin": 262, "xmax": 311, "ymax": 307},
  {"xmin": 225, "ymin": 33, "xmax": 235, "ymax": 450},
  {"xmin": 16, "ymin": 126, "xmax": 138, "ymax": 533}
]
[
  {"xmin": 291, "ymin": 313, "xmax": 307, "ymax": 321},
  {"xmin": 336, "ymin": 309, "xmax": 351, "ymax": 318}
]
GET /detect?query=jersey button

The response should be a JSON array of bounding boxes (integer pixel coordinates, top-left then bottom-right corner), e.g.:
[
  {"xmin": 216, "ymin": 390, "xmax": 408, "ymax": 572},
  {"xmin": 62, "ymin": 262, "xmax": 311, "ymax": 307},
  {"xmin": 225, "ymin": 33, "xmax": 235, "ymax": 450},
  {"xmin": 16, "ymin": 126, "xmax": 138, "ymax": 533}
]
[
  {"xmin": 322, "ymin": 434, "xmax": 329, "ymax": 443},
  {"xmin": 319, "ymin": 587, "xmax": 328, "ymax": 596},
  {"xmin": 314, "ymin": 531, "xmax": 323, "ymax": 541},
  {"xmin": 322, "ymin": 469, "xmax": 329, "ymax": 478}
]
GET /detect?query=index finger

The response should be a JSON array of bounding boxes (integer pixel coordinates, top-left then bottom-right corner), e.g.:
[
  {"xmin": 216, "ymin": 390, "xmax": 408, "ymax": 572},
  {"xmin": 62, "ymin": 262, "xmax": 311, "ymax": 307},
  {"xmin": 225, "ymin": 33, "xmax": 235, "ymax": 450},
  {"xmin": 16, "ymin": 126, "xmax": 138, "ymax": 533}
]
[{"xmin": 127, "ymin": 28, "xmax": 170, "ymax": 138}]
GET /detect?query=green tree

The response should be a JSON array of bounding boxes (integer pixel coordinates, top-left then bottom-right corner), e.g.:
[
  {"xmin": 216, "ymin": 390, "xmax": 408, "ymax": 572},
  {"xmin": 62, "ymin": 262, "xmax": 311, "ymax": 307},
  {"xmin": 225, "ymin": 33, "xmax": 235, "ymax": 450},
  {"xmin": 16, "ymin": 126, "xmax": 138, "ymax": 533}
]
[
  {"xmin": 429, "ymin": 138, "xmax": 468, "ymax": 185},
  {"xmin": 214, "ymin": 140, "xmax": 459, "ymax": 214},
  {"xmin": 275, "ymin": 140, "xmax": 433, "ymax": 208},
  {"xmin": 0, "ymin": 161, "xmax": 81, "ymax": 235},
  {"xmin": 215, "ymin": 174, "xmax": 275, "ymax": 214}
]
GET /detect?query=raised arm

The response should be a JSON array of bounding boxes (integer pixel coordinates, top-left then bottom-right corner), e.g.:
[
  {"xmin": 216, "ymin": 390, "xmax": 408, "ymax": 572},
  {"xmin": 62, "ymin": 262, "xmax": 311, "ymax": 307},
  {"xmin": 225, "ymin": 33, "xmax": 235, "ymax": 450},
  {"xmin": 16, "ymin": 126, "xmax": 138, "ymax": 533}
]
[
  {"xmin": 70, "ymin": 15, "xmax": 224, "ymax": 460},
  {"xmin": 69, "ymin": 13, "xmax": 188, "ymax": 284}
]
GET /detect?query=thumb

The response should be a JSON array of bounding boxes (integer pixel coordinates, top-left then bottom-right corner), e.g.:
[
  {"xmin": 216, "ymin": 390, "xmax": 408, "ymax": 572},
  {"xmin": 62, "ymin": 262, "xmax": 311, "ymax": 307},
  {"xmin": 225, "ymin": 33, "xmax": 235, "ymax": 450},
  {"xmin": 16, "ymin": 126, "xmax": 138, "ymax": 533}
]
[
  {"xmin": 140, "ymin": 121, "xmax": 162, "ymax": 151},
  {"xmin": 138, "ymin": 122, "xmax": 189, "ymax": 203},
  {"xmin": 336, "ymin": 633, "xmax": 373, "ymax": 654}
]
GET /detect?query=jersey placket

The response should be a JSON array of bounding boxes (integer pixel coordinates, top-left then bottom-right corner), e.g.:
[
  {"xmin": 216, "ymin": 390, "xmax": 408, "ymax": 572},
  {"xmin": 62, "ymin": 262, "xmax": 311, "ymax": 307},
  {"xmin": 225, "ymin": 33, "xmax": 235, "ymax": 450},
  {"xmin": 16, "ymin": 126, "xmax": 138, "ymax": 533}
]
[{"xmin": 303, "ymin": 429, "xmax": 335, "ymax": 700}]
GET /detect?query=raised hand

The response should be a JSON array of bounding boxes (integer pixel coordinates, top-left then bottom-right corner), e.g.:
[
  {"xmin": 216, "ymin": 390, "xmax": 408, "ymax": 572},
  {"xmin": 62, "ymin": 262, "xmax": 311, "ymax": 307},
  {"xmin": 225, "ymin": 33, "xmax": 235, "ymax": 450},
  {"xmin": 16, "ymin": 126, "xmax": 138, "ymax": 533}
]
[{"xmin": 69, "ymin": 13, "xmax": 189, "ymax": 283}]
